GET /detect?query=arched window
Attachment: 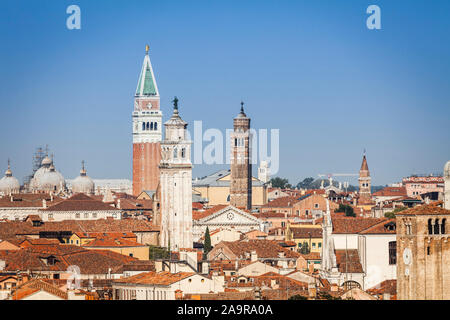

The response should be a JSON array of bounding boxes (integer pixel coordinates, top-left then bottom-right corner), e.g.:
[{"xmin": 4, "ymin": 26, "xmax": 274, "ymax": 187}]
[
  {"xmin": 234, "ymin": 138, "xmax": 238, "ymax": 147},
  {"xmin": 154, "ymin": 122, "xmax": 157, "ymax": 130},
  {"xmin": 146, "ymin": 122, "xmax": 150, "ymax": 130},
  {"xmin": 441, "ymin": 218, "xmax": 446, "ymax": 234},
  {"xmin": 428, "ymin": 219, "xmax": 433, "ymax": 235},
  {"xmin": 173, "ymin": 148, "xmax": 178, "ymax": 159},
  {"xmin": 181, "ymin": 148, "xmax": 186, "ymax": 158},
  {"xmin": 434, "ymin": 219, "xmax": 440, "ymax": 235},
  {"xmin": 150, "ymin": 122, "xmax": 154, "ymax": 130},
  {"xmin": 142, "ymin": 122, "xmax": 146, "ymax": 131},
  {"xmin": 342, "ymin": 281, "xmax": 361, "ymax": 291}
]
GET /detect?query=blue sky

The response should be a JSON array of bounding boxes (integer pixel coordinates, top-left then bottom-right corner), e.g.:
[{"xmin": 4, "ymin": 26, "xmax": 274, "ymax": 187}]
[{"xmin": 0, "ymin": 0, "xmax": 449, "ymax": 186}]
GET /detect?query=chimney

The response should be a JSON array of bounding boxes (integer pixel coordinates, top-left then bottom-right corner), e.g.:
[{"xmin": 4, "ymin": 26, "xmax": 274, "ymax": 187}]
[
  {"xmin": 117, "ymin": 199, "xmax": 121, "ymax": 209},
  {"xmin": 308, "ymin": 282, "xmax": 317, "ymax": 299},
  {"xmin": 42, "ymin": 199, "xmax": 47, "ymax": 208},
  {"xmin": 250, "ymin": 250, "xmax": 258, "ymax": 262}
]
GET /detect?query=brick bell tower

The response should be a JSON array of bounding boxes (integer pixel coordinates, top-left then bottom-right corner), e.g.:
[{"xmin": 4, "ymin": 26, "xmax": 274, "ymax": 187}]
[
  {"xmin": 230, "ymin": 102, "xmax": 252, "ymax": 210},
  {"xmin": 132, "ymin": 45, "xmax": 162, "ymax": 196},
  {"xmin": 358, "ymin": 151, "xmax": 372, "ymax": 203}
]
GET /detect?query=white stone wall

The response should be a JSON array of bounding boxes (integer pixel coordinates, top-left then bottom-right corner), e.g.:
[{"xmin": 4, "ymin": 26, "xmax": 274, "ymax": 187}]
[
  {"xmin": 358, "ymin": 234, "xmax": 397, "ymax": 289},
  {"xmin": 114, "ymin": 274, "xmax": 224, "ymax": 300},
  {"xmin": 0, "ymin": 207, "xmax": 42, "ymax": 221},
  {"xmin": 40, "ymin": 210, "xmax": 121, "ymax": 222}
]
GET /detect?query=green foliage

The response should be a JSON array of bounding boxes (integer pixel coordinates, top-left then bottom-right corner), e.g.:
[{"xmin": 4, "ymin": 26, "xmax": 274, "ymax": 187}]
[
  {"xmin": 384, "ymin": 206, "xmax": 407, "ymax": 219},
  {"xmin": 270, "ymin": 177, "xmax": 292, "ymax": 189},
  {"xmin": 300, "ymin": 241, "xmax": 310, "ymax": 254},
  {"xmin": 288, "ymin": 294, "xmax": 308, "ymax": 300},
  {"xmin": 335, "ymin": 203, "xmax": 355, "ymax": 217},
  {"xmin": 149, "ymin": 245, "xmax": 170, "ymax": 260},
  {"xmin": 296, "ymin": 177, "xmax": 315, "ymax": 189},
  {"xmin": 204, "ymin": 227, "xmax": 212, "ymax": 256}
]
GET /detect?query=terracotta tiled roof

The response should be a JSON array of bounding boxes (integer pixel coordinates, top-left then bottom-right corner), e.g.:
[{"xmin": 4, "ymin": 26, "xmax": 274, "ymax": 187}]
[
  {"xmin": 0, "ymin": 219, "xmax": 157, "ymax": 239},
  {"xmin": 1, "ymin": 245, "xmax": 136, "ymax": 274},
  {"xmin": 261, "ymin": 196, "xmax": 298, "ymax": 208},
  {"xmin": 396, "ymin": 202, "xmax": 450, "ymax": 216},
  {"xmin": 19, "ymin": 238, "xmax": 61, "ymax": 247},
  {"xmin": 83, "ymin": 237, "xmax": 145, "ymax": 248},
  {"xmin": 218, "ymin": 240, "xmax": 300, "ymax": 259},
  {"xmin": 367, "ymin": 279, "xmax": 397, "ymax": 296},
  {"xmin": 192, "ymin": 205, "xmax": 228, "ymax": 220},
  {"xmin": 253, "ymin": 211, "xmax": 287, "ymax": 218},
  {"xmin": 331, "ymin": 217, "xmax": 387, "ymax": 234},
  {"xmin": 118, "ymin": 199, "xmax": 153, "ymax": 210},
  {"xmin": 12, "ymin": 279, "xmax": 68, "ymax": 300},
  {"xmin": 114, "ymin": 271, "xmax": 195, "ymax": 286},
  {"xmin": 41, "ymin": 193, "xmax": 119, "ymax": 212},
  {"xmin": 192, "ymin": 202, "xmax": 204, "ymax": 210},
  {"xmin": 0, "ymin": 194, "xmax": 63, "ymax": 208},
  {"xmin": 335, "ymin": 249, "xmax": 363, "ymax": 273},
  {"xmin": 290, "ymin": 227, "xmax": 322, "ymax": 239},
  {"xmin": 373, "ymin": 187, "xmax": 407, "ymax": 197},
  {"xmin": 299, "ymin": 252, "xmax": 321, "ymax": 260},
  {"xmin": 358, "ymin": 219, "xmax": 396, "ymax": 234},
  {"xmin": 110, "ymin": 260, "xmax": 156, "ymax": 273}
]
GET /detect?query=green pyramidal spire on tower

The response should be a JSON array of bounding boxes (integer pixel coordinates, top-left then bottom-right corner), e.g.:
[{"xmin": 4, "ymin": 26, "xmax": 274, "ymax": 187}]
[{"xmin": 135, "ymin": 45, "xmax": 159, "ymax": 97}]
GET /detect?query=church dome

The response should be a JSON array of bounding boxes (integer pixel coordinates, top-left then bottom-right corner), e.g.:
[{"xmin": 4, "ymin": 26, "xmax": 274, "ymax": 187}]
[
  {"xmin": 445, "ymin": 161, "xmax": 450, "ymax": 178},
  {"xmin": 0, "ymin": 161, "xmax": 20, "ymax": 194},
  {"xmin": 72, "ymin": 161, "xmax": 94, "ymax": 194},
  {"xmin": 39, "ymin": 164, "xmax": 65, "ymax": 192},
  {"xmin": 41, "ymin": 156, "xmax": 52, "ymax": 166}
]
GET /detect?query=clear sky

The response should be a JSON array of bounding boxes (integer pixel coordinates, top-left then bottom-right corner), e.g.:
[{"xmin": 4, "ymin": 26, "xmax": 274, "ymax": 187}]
[{"xmin": 0, "ymin": 0, "xmax": 449, "ymax": 186}]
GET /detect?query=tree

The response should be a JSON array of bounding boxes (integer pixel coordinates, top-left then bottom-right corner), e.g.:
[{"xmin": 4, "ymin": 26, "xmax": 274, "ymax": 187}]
[
  {"xmin": 270, "ymin": 177, "xmax": 291, "ymax": 189},
  {"xmin": 384, "ymin": 206, "xmax": 407, "ymax": 219},
  {"xmin": 335, "ymin": 204, "xmax": 355, "ymax": 217},
  {"xmin": 296, "ymin": 177, "xmax": 315, "ymax": 190},
  {"xmin": 204, "ymin": 227, "xmax": 212, "ymax": 257},
  {"xmin": 300, "ymin": 241, "xmax": 310, "ymax": 254}
]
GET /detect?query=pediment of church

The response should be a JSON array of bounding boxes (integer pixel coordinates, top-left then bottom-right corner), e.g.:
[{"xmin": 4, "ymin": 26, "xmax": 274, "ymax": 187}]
[{"xmin": 195, "ymin": 205, "xmax": 262, "ymax": 226}]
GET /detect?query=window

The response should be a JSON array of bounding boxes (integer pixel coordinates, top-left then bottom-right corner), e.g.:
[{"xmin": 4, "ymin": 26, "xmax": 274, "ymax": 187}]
[
  {"xmin": 305, "ymin": 210, "xmax": 309, "ymax": 216},
  {"xmin": 314, "ymin": 203, "xmax": 319, "ymax": 209},
  {"xmin": 318, "ymin": 243, "xmax": 322, "ymax": 248},
  {"xmin": 388, "ymin": 241, "xmax": 396, "ymax": 265},
  {"xmin": 93, "ymin": 213, "xmax": 97, "ymax": 219},
  {"xmin": 129, "ymin": 253, "xmax": 133, "ymax": 257},
  {"xmin": 75, "ymin": 213, "xmax": 80, "ymax": 219},
  {"xmin": 150, "ymin": 122, "xmax": 154, "ymax": 130},
  {"xmin": 84, "ymin": 213, "xmax": 89, "ymax": 219},
  {"xmin": 154, "ymin": 122, "xmax": 157, "ymax": 130},
  {"xmin": 427, "ymin": 246, "xmax": 431, "ymax": 255},
  {"xmin": 434, "ymin": 219, "xmax": 440, "ymax": 235},
  {"xmin": 428, "ymin": 219, "xmax": 433, "ymax": 235},
  {"xmin": 173, "ymin": 148, "xmax": 178, "ymax": 159},
  {"xmin": 142, "ymin": 122, "xmax": 146, "ymax": 131},
  {"xmin": 146, "ymin": 122, "xmax": 150, "ymax": 130},
  {"xmin": 181, "ymin": 148, "xmax": 186, "ymax": 158},
  {"xmin": 442, "ymin": 219, "xmax": 446, "ymax": 234},
  {"xmin": 234, "ymin": 138, "xmax": 238, "ymax": 147}
]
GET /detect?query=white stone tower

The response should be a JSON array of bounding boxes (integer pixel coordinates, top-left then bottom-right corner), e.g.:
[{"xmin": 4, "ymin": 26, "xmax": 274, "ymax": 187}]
[
  {"xmin": 132, "ymin": 45, "xmax": 162, "ymax": 195},
  {"xmin": 444, "ymin": 161, "xmax": 450, "ymax": 210},
  {"xmin": 159, "ymin": 97, "xmax": 193, "ymax": 251},
  {"xmin": 258, "ymin": 160, "xmax": 270, "ymax": 183}
]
